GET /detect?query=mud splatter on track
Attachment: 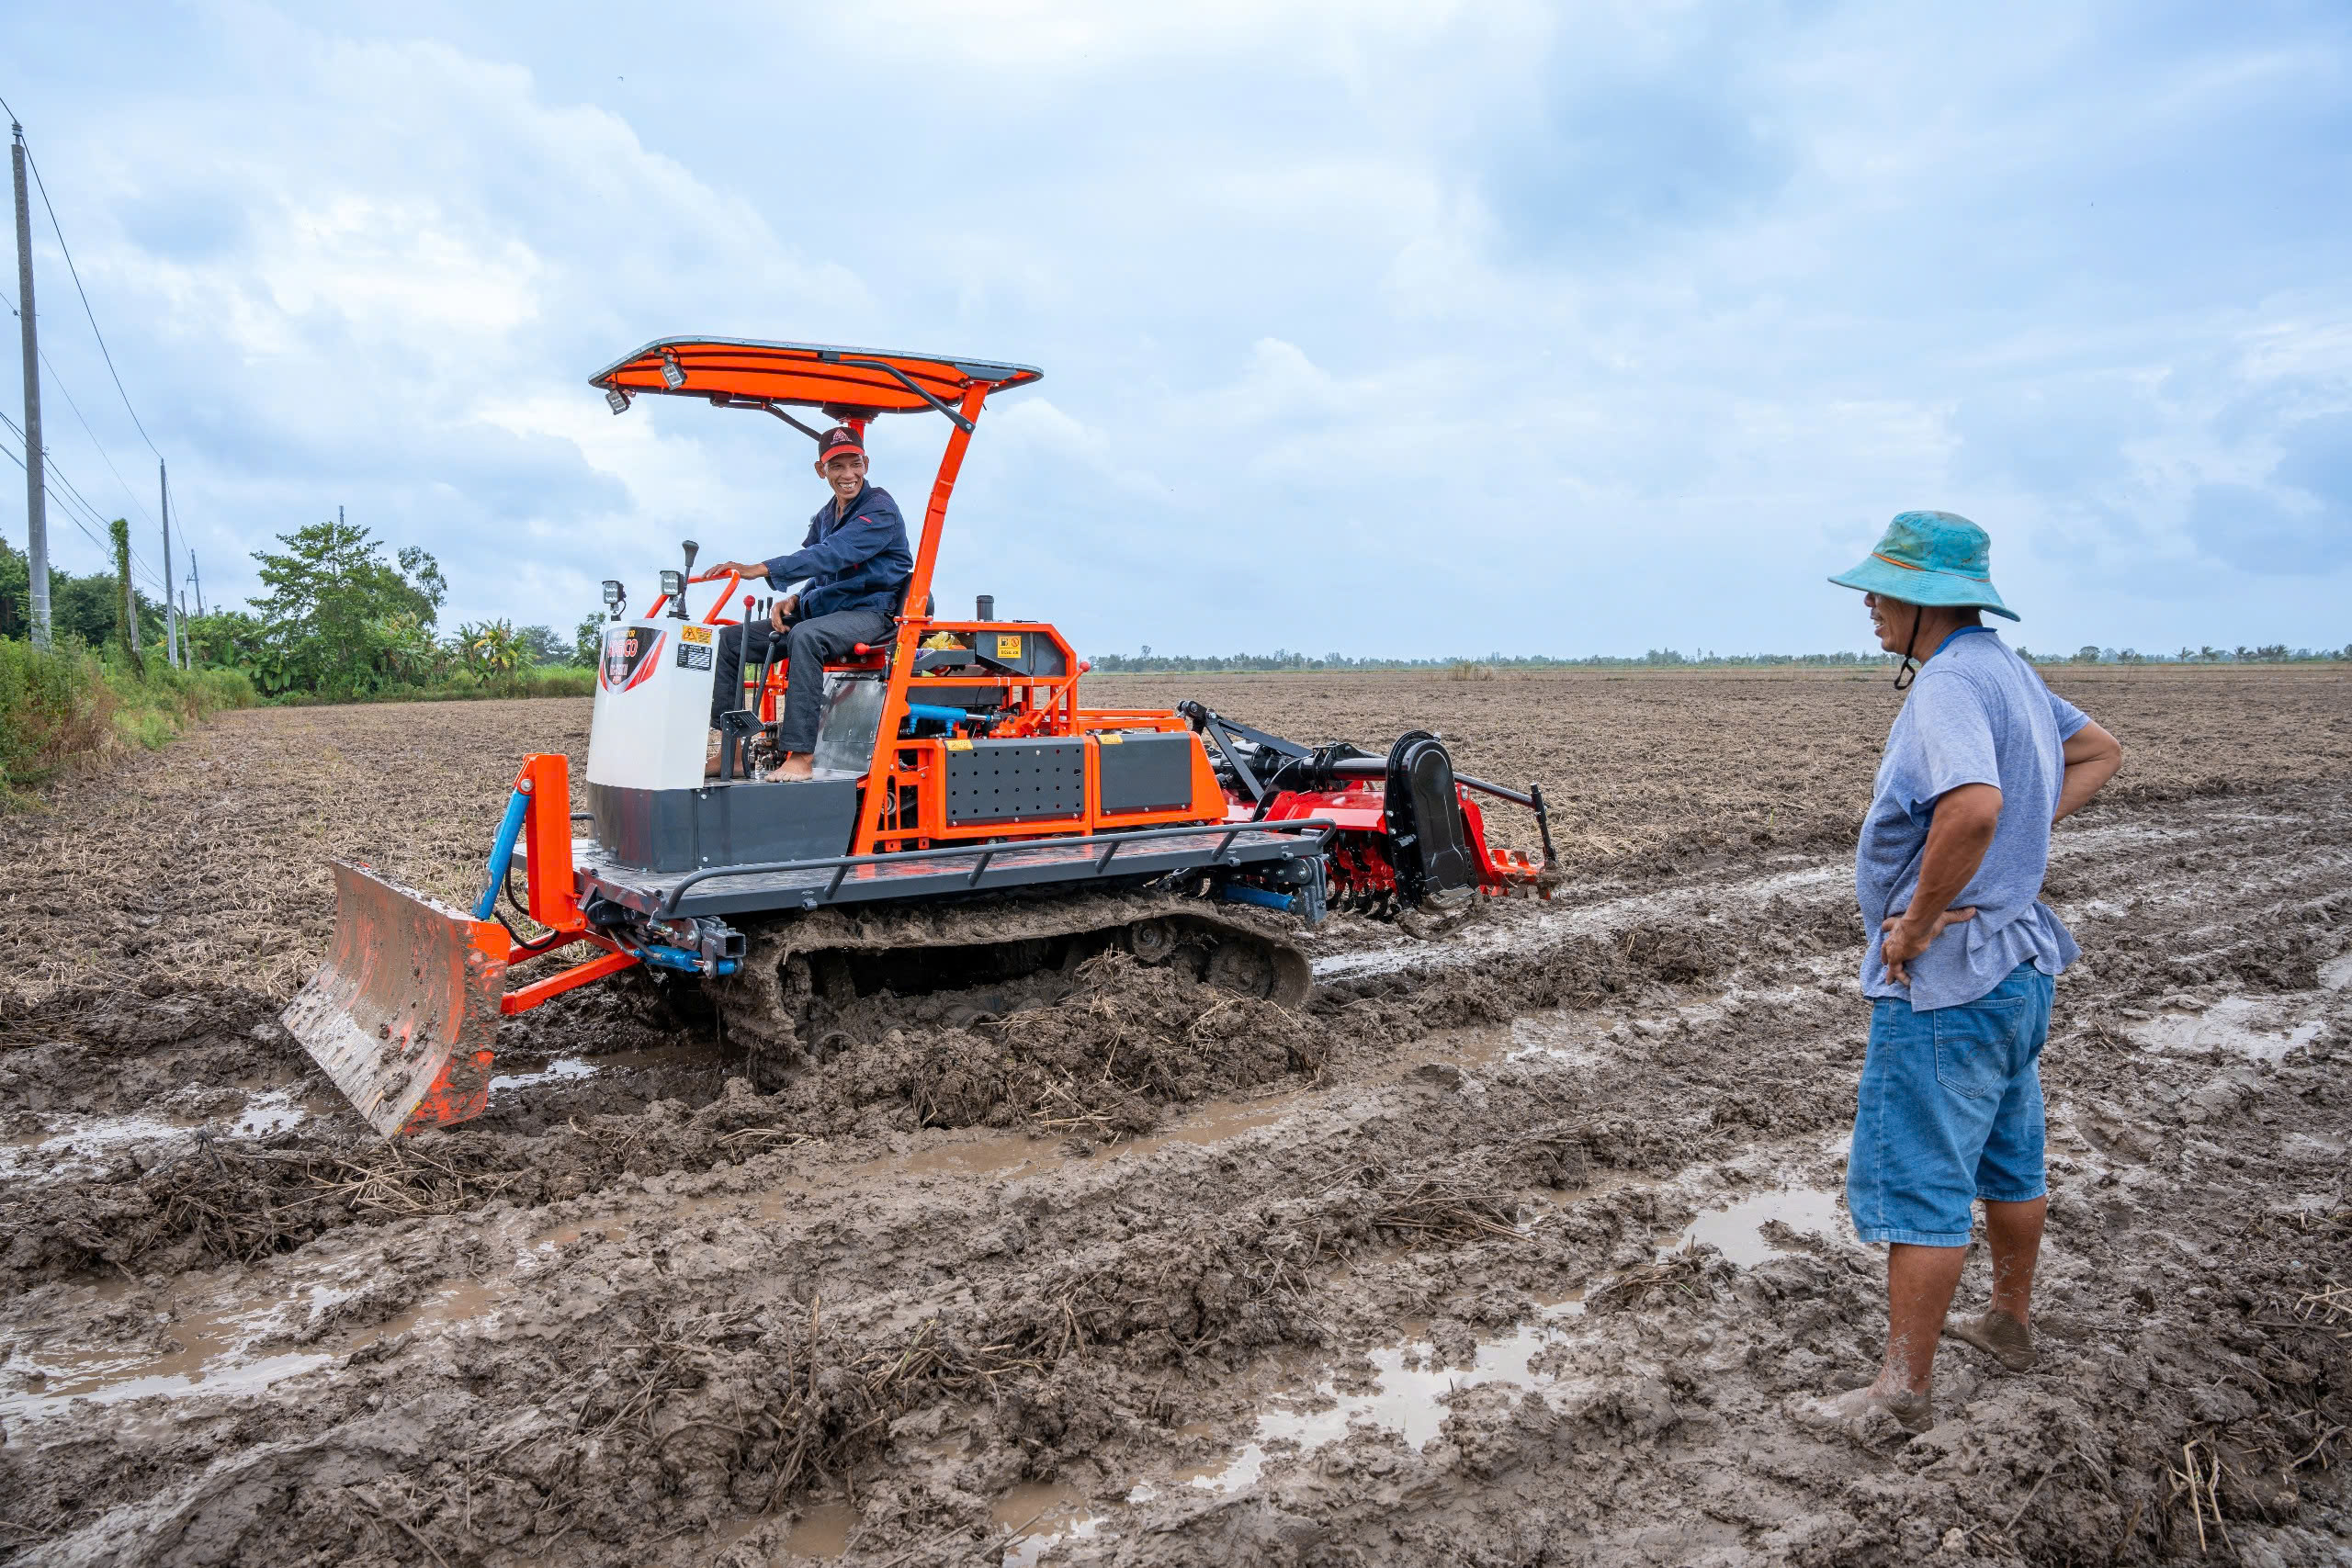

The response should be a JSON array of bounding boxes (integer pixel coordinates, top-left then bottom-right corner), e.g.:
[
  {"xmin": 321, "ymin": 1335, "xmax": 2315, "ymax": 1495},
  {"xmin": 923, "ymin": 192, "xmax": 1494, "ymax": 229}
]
[{"xmin": 0, "ymin": 670, "xmax": 2346, "ymax": 1565}]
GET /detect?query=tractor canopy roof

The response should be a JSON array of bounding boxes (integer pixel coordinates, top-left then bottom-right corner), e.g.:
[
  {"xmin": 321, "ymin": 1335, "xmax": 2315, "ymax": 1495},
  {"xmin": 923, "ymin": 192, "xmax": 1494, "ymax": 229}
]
[{"xmin": 589, "ymin": 337, "xmax": 1043, "ymax": 426}]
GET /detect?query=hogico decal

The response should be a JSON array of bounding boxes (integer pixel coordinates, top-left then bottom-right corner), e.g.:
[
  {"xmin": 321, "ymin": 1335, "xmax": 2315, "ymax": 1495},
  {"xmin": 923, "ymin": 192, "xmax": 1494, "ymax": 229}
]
[
  {"xmin": 676, "ymin": 623, "xmax": 715, "ymax": 671},
  {"xmin": 600, "ymin": 626, "xmax": 666, "ymax": 693}
]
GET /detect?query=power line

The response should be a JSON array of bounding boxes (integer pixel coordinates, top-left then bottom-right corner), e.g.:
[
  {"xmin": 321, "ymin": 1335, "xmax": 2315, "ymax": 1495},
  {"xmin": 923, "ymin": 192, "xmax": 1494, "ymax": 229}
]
[
  {"xmin": 0, "ymin": 406, "xmax": 170, "ymax": 592},
  {"xmin": 1, "ymin": 97, "xmax": 194, "ymax": 592},
  {"xmin": 0, "ymin": 279, "xmax": 163, "ymax": 540},
  {"xmin": 22, "ymin": 138, "xmax": 161, "ymax": 459}
]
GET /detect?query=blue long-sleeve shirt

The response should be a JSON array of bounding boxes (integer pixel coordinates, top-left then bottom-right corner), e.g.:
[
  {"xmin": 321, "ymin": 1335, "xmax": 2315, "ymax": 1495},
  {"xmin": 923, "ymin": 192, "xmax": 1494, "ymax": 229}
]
[{"xmin": 759, "ymin": 483, "xmax": 913, "ymax": 618}]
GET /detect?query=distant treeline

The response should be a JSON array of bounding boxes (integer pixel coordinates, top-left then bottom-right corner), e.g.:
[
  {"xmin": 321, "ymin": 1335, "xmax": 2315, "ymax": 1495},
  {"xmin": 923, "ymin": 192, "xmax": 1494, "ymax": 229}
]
[{"xmin": 1091, "ymin": 642, "xmax": 2352, "ymax": 673}]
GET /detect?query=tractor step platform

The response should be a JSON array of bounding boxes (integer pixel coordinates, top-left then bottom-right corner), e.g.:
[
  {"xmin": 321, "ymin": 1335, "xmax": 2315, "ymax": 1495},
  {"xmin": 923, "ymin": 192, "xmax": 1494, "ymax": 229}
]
[{"xmin": 575, "ymin": 818, "xmax": 1333, "ymax": 920}]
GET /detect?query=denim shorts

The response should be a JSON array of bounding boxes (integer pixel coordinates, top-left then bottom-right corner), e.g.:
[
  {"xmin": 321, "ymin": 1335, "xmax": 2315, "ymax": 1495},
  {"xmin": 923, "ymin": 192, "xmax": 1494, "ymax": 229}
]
[{"xmin": 1846, "ymin": 962, "xmax": 2053, "ymax": 1247}]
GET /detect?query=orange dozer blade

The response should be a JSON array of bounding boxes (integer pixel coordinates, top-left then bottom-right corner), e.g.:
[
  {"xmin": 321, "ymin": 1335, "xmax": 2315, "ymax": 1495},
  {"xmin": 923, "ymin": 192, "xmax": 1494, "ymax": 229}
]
[{"xmin": 281, "ymin": 862, "xmax": 512, "ymax": 1138}]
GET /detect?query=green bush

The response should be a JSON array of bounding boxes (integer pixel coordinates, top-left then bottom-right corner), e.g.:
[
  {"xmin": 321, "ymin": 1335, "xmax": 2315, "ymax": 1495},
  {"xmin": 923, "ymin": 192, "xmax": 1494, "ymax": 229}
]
[
  {"xmin": 0, "ymin": 638, "xmax": 116, "ymax": 793},
  {"xmin": 0, "ymin": 640, "xmax": 254, "ymax": 798},
  {"xmin": 266, "ymin": 664, "xmax": 595, "ymax": 705}
]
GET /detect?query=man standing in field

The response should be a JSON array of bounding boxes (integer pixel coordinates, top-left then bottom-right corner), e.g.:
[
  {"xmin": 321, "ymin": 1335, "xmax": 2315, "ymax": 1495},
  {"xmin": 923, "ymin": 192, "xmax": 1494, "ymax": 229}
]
[{"xmin": 1798, "ymin": 511, "xmax": 2123, "ymax": 1441}]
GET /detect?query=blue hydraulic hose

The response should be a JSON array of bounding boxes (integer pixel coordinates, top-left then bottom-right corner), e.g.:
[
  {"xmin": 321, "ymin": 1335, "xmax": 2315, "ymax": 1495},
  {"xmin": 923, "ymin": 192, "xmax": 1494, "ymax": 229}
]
[
  {"xmin": 903, "ymin": 702, "xmax": 969, "ymax": 728},
  {"xmin": 1216, "ymin": 884, "xmax": 1295, "ymax": 914},
  {"xmin": 639, "ymin": 943, "xmax": 739, "ymax": 976},
  {"xmin": 475, "ymin": 787, "xmax": 532, "ymax": 919}
]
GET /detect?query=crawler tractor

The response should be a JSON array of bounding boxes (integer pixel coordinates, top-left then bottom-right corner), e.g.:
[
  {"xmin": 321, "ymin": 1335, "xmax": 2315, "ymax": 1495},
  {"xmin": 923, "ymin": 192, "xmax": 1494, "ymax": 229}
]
[{"xmin": 285, "ymin": 338, "xmax": 1559, "ymax": 1136}]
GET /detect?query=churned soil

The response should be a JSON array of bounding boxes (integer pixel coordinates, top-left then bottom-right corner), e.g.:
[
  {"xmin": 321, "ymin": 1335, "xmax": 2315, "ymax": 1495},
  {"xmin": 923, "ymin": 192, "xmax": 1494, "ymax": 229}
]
[{"xmin": 0, "ymin": 666, "xmax": 2347, "ymax": 1567}]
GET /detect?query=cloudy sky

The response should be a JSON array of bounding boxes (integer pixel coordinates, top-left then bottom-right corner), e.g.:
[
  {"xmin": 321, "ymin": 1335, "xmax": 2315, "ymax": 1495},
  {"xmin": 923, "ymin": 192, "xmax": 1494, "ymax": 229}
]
[{"xmin": 5, "ymin": 1, "xmax": 2346, "ymax": 659}]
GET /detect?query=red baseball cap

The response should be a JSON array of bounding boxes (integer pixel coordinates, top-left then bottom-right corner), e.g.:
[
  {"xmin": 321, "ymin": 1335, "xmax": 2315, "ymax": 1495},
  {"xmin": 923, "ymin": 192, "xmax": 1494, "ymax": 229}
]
[{"xmin": 817, "ymin": 425, "xmax": 865, "ymax": 465}]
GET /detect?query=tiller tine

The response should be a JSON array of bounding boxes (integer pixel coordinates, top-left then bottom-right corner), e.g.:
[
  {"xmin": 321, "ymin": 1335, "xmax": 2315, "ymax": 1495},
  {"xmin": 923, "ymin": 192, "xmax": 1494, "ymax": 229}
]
[{"xmin": 281, "ymin": 862, "xmax": 511, "ymax": 1138}]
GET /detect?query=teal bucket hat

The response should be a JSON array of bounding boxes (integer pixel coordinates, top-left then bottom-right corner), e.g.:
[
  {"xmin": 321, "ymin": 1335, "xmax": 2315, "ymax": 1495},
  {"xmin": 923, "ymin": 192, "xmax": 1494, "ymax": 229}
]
[{"xmin": 1829, "ymin": 510, "xmax": 2018, "ymax": 621}]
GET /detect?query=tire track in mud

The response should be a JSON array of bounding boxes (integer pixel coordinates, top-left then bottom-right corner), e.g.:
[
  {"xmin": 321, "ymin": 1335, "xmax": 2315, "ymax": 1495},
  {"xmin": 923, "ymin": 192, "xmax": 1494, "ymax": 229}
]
[{"xmin": 3, "ymin": 784, "xmax": 2347, "ymax": 1564}]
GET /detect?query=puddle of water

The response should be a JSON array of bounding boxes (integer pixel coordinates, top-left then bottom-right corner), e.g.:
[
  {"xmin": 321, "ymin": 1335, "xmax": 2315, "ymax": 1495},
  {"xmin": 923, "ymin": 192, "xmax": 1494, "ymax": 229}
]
[
  {"xmin": 1185, "ymin": 1298, "xmax": 1589, "ymax": 1495},
  {"xmin": 1676, "ymin": 1186, "xmax": 1842, "ymax": 1267},
  {"xmin": 489, "ymin": 1056, "xmax": 600, "ymax": 1093},
  {"xmin": 2318, "ymin": 953, "xmax": 2352, "ymax": 993},
  {"xmin": 3, "ymin": 1268, "xmax": 531, "ymax": 1430},
  {"xmin": 2129, "ymin": 997, "xmax": 2324, "ymax": 1064},
  {"xmin": 0, "ymin": 1112, "xmax": 199, "ymax": 1177},
  {"xmin": 780, "ymin": 1499, "xmax": 858, "ymax": 1558},
  {"xmin": 2, "ymin": 1084, "xmax": 339, "ymax": 1179},
  {"xmin": 491, "ymin": 1042, "xmax": 728, "ymax": 1095},
  {"xmin": 995, "ymin": 1483, "xmax": 1103, "ymax": 1566},
  {"xmin": 0, "ymin": 1351, "xmax": 332, "ymax": 1422},
  {"xmin": 232, "ymin": 1088, "xmax": 308, "ymax": 1138},
  {"xmin": 898, "ymin": 1099, "xmax": 1291, "ymax": 1181},
  {"xmin": 1, "ymin": 1292, "xmax": 332, "ymax": 1425}
]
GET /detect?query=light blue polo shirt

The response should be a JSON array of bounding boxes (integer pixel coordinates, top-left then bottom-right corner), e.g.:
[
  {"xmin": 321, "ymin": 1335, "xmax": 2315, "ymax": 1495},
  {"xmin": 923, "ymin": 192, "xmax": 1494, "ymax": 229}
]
[{"xmin": 1857, "ymin": 627, "xmax": 2090, "ymax": 1010}]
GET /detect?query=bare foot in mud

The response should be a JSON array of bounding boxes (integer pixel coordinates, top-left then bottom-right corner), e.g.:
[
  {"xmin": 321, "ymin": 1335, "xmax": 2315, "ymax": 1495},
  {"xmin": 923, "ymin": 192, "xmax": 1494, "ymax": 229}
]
[
  {"xmin": 1791, "ymin": 1383, "xmax": 1934, "ymax": 1444},
  {"xmin": 1943, "ymin": 1307, "xmax": 2036, "ymax": 1371}
]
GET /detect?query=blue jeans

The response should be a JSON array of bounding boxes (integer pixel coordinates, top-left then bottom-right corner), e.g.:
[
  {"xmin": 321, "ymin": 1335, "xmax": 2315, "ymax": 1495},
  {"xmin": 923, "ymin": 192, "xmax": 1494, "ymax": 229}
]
[{"xmin": 1846, "ymin": 962, "xmax": 2053, "ymax": 1247}]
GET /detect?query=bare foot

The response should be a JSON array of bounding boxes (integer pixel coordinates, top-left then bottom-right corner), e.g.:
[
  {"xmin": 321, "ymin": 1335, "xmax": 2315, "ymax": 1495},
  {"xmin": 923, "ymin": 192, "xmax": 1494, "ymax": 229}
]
[
  {"xmin": 1942, "ymin": 1307, "xmax": 2035, "ymax": 1371},
  {"xmin": 1791, "ymin": 1384, "xmax": 1933, "ymax": 1445},
  {"xmin": 771, "ymin": 752, "xmax": 814, "ymax": 782}
]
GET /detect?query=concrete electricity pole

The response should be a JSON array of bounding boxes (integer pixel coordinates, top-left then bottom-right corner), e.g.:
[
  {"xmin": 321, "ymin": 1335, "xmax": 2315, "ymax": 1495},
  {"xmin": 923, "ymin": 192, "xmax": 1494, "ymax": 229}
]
[
  {"xmin": 188, "ymin": 548, "xmax": 203, "ymax": 615},
  {"xmin": 12, "ymin": 121, "xmax": 50, "ymax": 649},
  {"xmin": 161, "ymin": 459, "xmax": 179, "ymax": 667}
]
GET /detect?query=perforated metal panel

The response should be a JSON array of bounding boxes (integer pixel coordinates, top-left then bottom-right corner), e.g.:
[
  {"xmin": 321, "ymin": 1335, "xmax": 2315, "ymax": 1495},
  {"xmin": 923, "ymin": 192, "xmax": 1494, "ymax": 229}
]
[
  {"xmin": 1097, "ymin": 731, "xmax": 1198, "ymax": 814},
  {"xmin": 944, "ymin": 739, "xmax": 1087, "ymax": 825}
]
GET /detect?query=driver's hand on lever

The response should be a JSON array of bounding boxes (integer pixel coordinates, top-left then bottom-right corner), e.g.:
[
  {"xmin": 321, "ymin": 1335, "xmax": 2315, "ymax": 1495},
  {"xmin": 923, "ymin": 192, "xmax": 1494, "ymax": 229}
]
[{"xmin": 769, "ymin": 593, "xmax": 799, "ymax": 632}]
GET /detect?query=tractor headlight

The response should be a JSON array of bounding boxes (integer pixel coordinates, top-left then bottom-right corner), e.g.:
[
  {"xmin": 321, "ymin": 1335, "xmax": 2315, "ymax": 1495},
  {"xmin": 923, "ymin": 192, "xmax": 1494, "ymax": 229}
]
[
  {"xmin": 605, "ymin": 386, "xmax": 630, "ymax": 415},
  {"xmin": 660, "ymin": 352, "xmax": 686, "ymax": 390},
  {"xmin": 602, "ymin": 580, "xmax": 624, "ymax": 610},
  {"xmin": 660, "ymin": 570, "xmax": 684, "ymax": 600}
]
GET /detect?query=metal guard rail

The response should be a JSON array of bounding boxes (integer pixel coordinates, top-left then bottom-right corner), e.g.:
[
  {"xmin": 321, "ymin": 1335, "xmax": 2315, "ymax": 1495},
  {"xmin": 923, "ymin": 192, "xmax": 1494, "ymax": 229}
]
[{"xmin": 658, "ymin": 818, "xmax": 1339, "ymax": 916}]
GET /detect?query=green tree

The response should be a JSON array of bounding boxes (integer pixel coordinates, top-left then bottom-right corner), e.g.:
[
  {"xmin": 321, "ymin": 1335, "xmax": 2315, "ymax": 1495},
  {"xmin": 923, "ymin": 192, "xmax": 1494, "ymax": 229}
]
[
  {"xmin": 516, "ymin": 624, "xmax": 566, "ymax": 666},
  {"xmin": 107, "ymin": 519, "xmax": 145, "ymax": 676},
  {"xmin": 0, "ymin": 534, "xmax": 28, "ymax": 638},
  {"xmin": 185, "ymin": 609, "xmax": 272, "ymax": 672},
  {"xmin": 458, "ymin": 619, "xmax": 525, "ymax": 678},
  {"xmin": 572, "ymin": 614, "xmax": 605, "ymax": 667},
  {"xmin": 247, "ymin": 520, "xmax": 445, "ymax": 697}
]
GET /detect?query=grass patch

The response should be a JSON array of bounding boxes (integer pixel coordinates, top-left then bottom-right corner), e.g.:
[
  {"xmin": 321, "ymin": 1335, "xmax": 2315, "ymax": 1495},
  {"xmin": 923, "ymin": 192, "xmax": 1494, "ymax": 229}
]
[
  {"xmin": 0, "ymin": 638, "xmax": 257, "ymax": 799},
  {"xmin": 267, "ymin": 665, "xmax": 596, "ymax": 705}
]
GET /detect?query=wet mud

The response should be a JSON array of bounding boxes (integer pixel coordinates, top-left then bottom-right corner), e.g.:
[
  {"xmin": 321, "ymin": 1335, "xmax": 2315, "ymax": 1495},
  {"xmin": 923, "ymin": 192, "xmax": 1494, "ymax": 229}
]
[{"xmin": 0, "ymin": 670, "xmax": 2347, "ymax": 1565}]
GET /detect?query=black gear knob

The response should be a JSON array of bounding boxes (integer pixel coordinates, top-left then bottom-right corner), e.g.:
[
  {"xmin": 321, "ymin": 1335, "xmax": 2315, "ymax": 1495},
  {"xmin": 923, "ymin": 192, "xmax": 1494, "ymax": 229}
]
[{"xmin": 681, "ymin": 539, "xmax": 700, "ymax": 576}]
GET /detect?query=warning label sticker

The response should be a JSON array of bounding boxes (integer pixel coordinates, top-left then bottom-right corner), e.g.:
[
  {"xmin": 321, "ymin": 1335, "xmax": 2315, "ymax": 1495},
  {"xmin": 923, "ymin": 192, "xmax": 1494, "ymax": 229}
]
[
  {"xmin": 994, "ymin": 634, "xmax": 1023, "ymax": 659},
  {"xmin": 681, "ymin": 625, "xmax": 714, "ymax": 645}
]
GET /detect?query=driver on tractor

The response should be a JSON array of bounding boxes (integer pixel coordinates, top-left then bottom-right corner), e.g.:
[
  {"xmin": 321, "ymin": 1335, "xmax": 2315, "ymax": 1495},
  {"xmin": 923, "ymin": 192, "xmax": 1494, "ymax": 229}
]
[{"xmin": 707, "ymin": 425, "xmax": 910, "ymax": 782}]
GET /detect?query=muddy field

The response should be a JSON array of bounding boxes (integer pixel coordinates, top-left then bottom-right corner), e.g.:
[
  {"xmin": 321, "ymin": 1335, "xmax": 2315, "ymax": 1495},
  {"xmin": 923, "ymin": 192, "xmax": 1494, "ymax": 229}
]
[{"xmin": 0, "ymin": 667, "xmax": 2346, "ymax": 1566}]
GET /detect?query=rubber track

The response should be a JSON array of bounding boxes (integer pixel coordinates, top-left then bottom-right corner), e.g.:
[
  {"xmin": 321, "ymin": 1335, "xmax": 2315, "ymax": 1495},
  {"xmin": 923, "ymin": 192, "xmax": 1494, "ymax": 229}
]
[{"xmin": 711, "ymin": 885, "xmax": 1311, "ymax": 1054}]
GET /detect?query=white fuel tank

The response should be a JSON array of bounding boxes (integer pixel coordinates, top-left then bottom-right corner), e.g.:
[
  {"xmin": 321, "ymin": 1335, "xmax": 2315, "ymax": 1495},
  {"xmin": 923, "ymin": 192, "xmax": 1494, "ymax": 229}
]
[{"xmin": 584, "ymin": 616, "xmax": 718, "ymax": 791}]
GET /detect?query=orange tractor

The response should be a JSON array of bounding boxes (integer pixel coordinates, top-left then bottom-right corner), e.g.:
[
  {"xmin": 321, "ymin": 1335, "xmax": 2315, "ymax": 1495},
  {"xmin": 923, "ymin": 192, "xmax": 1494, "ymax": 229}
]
[{"xmin": 285, "ymin": 338, "xmax": 1557, "ymax": 1137}]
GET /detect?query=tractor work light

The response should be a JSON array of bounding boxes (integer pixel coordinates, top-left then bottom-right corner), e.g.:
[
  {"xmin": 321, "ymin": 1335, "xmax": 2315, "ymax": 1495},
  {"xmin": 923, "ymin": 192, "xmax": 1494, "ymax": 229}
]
[
  {"xmin": 660, "ymin": 570, "xmax": 684, "ymax": 600},
  {"xmin": 661, "ymin": 353, "xmax": 686, "ymax": 390},
  {"xmin": 605, "ymin": 386, "xmax": 630, "ymax": 415},
  {"xmin": 602, "ymin": 580, "xmax": 625, "ymax": 614}
]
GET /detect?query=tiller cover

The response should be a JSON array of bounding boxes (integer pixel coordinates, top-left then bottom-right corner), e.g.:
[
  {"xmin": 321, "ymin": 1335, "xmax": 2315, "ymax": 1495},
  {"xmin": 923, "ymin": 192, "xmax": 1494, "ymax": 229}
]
[{"xmin": 281, "ymin": 862, "xmax": 511, "ymax": 1137}]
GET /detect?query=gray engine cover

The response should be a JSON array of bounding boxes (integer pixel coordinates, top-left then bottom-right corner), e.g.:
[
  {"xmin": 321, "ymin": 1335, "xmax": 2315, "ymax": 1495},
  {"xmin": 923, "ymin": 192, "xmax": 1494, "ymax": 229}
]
[{"xmin": 589, "ymin": 779, "xmax": 860, "ymax": 873}]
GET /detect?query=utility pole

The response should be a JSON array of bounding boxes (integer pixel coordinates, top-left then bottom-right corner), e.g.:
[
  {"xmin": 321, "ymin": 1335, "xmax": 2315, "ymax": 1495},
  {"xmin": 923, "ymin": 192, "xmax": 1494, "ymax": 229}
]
[
  {"xmin": 12, "ymin": 121, "xmax": 50, "ymax": 649},
  {"xmin": 188, "ymin": 548, "xmax": 203, "ymax": 615},
  {"xmin": 160, "ymin": 459, "xmax": 179, "ymax": 667}
]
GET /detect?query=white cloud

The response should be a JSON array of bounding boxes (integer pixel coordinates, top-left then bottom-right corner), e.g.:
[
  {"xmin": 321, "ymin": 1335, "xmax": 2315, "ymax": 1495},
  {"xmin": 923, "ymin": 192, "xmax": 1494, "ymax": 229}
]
[{"xmin": 3, "ymin": 0, "xmax": 2345, "ymax": 659}]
